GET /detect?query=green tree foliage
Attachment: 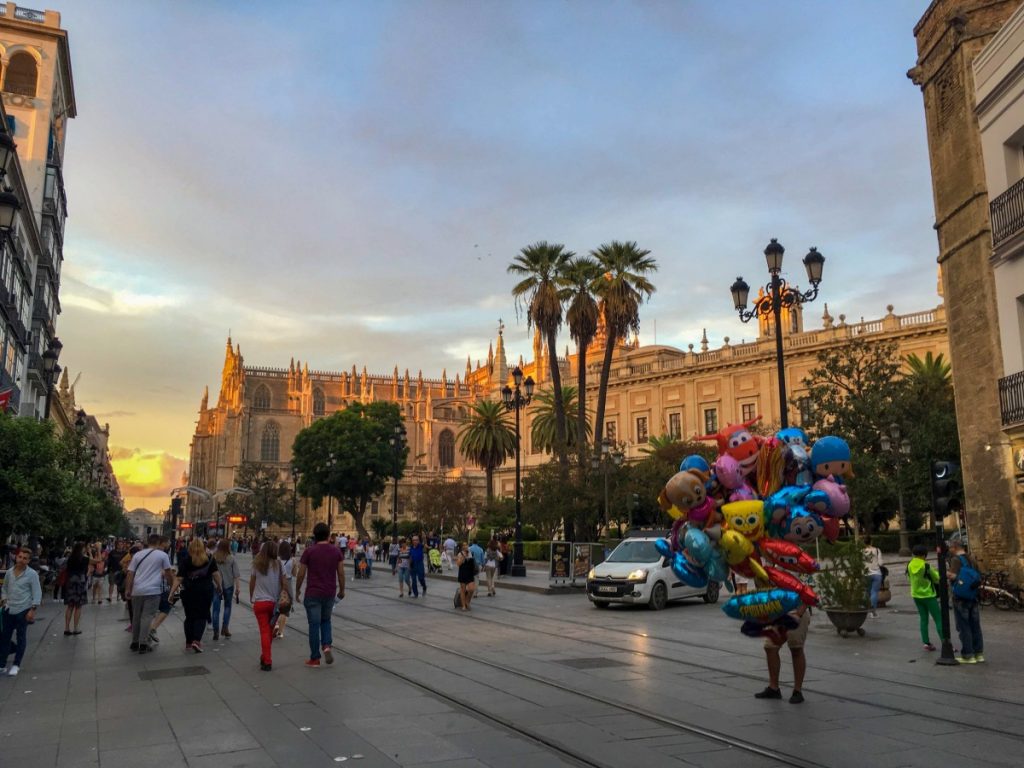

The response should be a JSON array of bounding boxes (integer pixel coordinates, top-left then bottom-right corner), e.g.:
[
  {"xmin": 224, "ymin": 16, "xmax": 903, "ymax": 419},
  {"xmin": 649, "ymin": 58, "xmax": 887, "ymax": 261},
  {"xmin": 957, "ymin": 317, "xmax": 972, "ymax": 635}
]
[
  {"xmin": 291, "ymin": 402, "xmax": 406, "ymax": 539},
  {"xmin": 413, "ymin": 477, "xmax": 478, "ymax": 541},
  {"xmin": 522, "ymin": 461, "xmax": 599, "ymax": 540},
  {"xmin": 457, "ymin": 399, "xmax": 515, "ymax": 503},
  {"xmin": 219, "ymin": 462, "xmax": 291, "ymax": 531},
  {"xmin": 530, "ymin": 387, "xmax": 591, "ymax": 455},
  {"xmin": 590, "ymin": 241, "xmax": 657, "ymax": 452},
  {"xmin": 476, "ymin": 497, "xmax": 516, "ymax": 538},
  {"xmin": 509, "ymin": 241, "xmax": 574, "ymax": 465},
  {"xmin": 369, "ymin": 516, "xmax": 392, "ymax": 542}
]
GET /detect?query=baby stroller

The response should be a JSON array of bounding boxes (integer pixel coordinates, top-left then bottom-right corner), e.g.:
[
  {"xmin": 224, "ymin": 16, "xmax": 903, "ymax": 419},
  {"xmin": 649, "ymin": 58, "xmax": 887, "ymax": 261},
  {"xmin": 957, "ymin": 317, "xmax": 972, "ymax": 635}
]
[
  {"xmin": 428, "ymin": 547, "xmax": 442, "ymax": 574},
  {"xmin": 353, "ymin": 551, "xmax": 371, "ymax": 579}
]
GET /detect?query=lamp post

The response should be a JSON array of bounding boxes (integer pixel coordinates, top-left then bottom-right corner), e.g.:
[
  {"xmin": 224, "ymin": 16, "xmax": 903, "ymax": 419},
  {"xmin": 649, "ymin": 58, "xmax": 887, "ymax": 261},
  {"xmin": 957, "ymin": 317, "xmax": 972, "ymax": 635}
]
[
  {"xmin": 41, "ymin": 337, "xmax": 62, "ymax": 419},
  {"xmin": 389, "ymin": 424, "xmax": 407, "ymax": 543},
  {"xmin": 730, "ymin": 239, "xmax": 825, "ymax": 428},
  {"xmin": 501, "ymin": 366, "xmax": 534, "ymax": 577},
  {"xmin": 321, "ymin": 451, "xmax": 338, "ymax": 532},
  {"xmin": 880, "ymin": 423, "xmax": 913, "ymax": 556},
  {"xmin": 290, "ymin": 464, "xmax": 300, "ymax": 543},
  {"xmin": 590, "ymin": 438, "xmax": 624, "ymax": 534}
]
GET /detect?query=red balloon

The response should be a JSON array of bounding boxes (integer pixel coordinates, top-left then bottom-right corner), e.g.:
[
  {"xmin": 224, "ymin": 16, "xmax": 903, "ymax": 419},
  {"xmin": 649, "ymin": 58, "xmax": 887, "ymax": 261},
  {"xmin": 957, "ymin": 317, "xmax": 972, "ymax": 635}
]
[
  {"xmin": 759, "ymin": 538, "xmax": 820, "ymax": 574},
  {"xmin": 765, "ymin": 566, "xmax": 819, "ymax": 606}
]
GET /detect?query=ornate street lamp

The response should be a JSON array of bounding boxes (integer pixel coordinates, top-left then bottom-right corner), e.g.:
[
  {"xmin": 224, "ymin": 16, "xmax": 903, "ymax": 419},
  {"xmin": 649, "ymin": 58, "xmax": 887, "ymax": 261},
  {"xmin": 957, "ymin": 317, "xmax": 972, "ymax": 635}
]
[
  {"xmin": 501, "ymin": 366, "xmax": 534, "ymax": 577},
  {"xmin": 290, "ymin": 464, "xmax": 300, "ymax": 544},
  {"xmin": 880, "ymin": 422, "xmax": 913, "ymax": 555},
  {"xmin": 42, "ymin": 337, "xmax": 62, "ymax": 419},
  {"xmin": 730, "ymin": 239, "xmax": 825, "ymax": 428},
  {"xmin": 389, "ymin": 423, "xmax": 407, "ymax": 543},
  {"xmin": 590, "ymin": 438, "xmax": 624, "ymax": 534},
  {"xmin": 0, "ymin": 130, "xmax": 16, "ymax": 176}
]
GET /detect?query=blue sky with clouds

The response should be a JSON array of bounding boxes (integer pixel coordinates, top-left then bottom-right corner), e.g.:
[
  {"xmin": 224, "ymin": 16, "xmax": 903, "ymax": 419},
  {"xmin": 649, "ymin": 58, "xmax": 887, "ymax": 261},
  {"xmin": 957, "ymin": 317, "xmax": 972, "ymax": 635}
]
[{"xmin": 49, "ymin": 1, "xmax": 939, "ymax": 507}]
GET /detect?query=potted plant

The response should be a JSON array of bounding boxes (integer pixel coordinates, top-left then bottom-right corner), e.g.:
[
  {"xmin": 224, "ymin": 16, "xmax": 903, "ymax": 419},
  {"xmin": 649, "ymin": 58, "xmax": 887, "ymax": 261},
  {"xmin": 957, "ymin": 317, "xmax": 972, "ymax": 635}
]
[{"xmin": 815, "ymin": 541, "xmax": 870, "ymax": 637}]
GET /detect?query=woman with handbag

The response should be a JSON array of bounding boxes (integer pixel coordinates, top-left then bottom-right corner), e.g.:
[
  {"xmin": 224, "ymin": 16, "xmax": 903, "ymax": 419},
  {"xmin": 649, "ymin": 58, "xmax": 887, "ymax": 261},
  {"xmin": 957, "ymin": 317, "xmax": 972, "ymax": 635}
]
[
  {"xmin": 455, "ymin": 542, "xmax": 477, "ymax": 612},
  {"xmin": 483, "ymin": 539, "xmax": 501, "ymax": 597},
  {"xmin": 177, "ymin": 539, "xmax": 223, "ymax": 653},
  {"xmin": 250, "ymin": 541, "xmax": 286, "ymax": 671}
]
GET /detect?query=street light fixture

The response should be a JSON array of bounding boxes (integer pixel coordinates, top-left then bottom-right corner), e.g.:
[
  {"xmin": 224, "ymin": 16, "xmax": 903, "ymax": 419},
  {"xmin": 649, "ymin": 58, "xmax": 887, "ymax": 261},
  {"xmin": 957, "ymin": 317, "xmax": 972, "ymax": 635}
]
[
  {"xmin": 501, "ymin": 366, "xmax": 534, "ymax": 577},
  {"xmin": 880, "ymin": 422, "xmax": 913, "ymax": 556},
  {"xmin": 389, "ymin": 423, "xmax": 407, "ymax": 543},
  {"xmin": 290, "ymin": 464, "xmax": 300, "ymax": 544},
  {"xmin": 42, "ymin": 337, "xmax": 62, "ymax": 419},
  {"xmin": 730, "ymin": 239, "xmax": 825, "ymax": 428},
  {"xmin": 590, "ymin": 438, "xmax": 625, "ymax": 534}
]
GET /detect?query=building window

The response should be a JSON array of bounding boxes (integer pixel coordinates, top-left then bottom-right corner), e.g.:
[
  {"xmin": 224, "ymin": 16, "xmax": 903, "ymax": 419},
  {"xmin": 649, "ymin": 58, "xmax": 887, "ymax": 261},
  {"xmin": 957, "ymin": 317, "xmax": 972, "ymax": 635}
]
[
  {"xmin": 605, "ymin": 421, "xmax": 617, "ymax": 442},
  {"xmin": 260, "ymin": 422, "xmax": 280, "ymax": 462},
  {"xmin": 703, "ymin": 408, "xmax": 718, "ymax": 435},
  {"xmin": 636, "ymin": 416, "xmax": 648, "ymax": 444},
  {"xmin": 5, "ymin": 52, "xmax": 38, "ymax": 97},
  {"xmin": 371, "ymin": 500, "xmax": 379, "ymax": 516},
  {"xmin": 312, "ymin": 387, "xmax": 325, "ymax": 416},
  {"xmin": 438, "ymin": 429, "xmax": 455, "ymax": 468},
  {"xmin": 741, "ymin": 403, "xmax": 756, "ymax": 422},
  {"xmin": 668, "ymin": 412, "xmax": 681, "ymax": 440},
  {"xmin": 798, "ymin": 397, "xmax": 813, "ymax": 425},
  {"xmin": 253, "ymin": 384, "xmax": 271, "ymax": 410}
]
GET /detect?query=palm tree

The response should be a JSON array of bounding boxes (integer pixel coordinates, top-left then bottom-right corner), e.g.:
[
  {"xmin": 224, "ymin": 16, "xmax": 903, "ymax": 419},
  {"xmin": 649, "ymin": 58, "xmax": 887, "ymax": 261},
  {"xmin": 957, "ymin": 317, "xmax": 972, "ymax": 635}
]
[
  {"xmin": 590, "ymin": 240, "xmax": 657, "ymax": 452},
  {"xmin": 530, "ymin": 387, "xmax": 592, "ymax": 454},
  {"xmin": 457, "ymin": 400, "xmax": 516, "ymax": 503},
  {"xmin": 905, "ymin": 352, "xmax": 951, "ymax": 386},
  {"xmin": 509, "ymin": 241, "xmax": 574, "ymax": 466},
  {"xmin": 639, "ymin": 434, "xmax": 677, "ymax": 455},
  {"xmin": 561, "ymin": 256, "xmax": 602, "ymax": 467}
]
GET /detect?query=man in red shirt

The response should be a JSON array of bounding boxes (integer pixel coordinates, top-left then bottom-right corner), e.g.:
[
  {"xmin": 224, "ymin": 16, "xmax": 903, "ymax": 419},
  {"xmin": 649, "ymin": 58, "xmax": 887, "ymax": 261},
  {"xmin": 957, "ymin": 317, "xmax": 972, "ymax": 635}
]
[{"xmin": 295, "ymin": 522, "xmax": 345, "ymax": 667}]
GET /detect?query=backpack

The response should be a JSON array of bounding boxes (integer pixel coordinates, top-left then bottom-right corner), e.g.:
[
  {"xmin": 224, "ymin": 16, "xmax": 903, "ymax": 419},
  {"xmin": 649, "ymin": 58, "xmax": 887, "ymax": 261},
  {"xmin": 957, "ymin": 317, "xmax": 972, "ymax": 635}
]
[{"xmin": 952, "ymin": 555, "xmax": 981, "ymax": 601}]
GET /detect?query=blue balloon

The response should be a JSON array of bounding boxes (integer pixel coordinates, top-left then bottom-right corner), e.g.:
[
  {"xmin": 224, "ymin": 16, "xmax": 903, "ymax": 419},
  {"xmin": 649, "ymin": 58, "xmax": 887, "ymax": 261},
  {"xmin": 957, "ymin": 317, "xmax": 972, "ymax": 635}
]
[
  {"xmin": 705, "ymin": 551, "xmax": 731, "ymax": 584},
  {"xmin": 679, "ymin": 454, "xmax": 711, "ymax": 474},
  {"xmin": 721, "ymin": 589, "xmax": 802, "ymax": 622},
  {"xmin": 654, "ymin": 538, "xmax": 673, "ymax": 559},
  {"xmin": 683, "ymin": 527, "xmax": 713, "ymax": 566},
  {"xmin": 671, "ymin": 553, "xmax": 708, "ymax": 588}
]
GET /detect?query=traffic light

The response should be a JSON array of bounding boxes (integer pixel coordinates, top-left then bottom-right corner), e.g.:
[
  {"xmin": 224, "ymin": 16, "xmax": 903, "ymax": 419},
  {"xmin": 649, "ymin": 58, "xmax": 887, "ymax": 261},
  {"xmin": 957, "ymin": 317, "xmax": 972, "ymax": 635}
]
[
  {"xmin": 630, "ymin": 493, "xmax": 640, "ymax": 511},
  {"xmin": 931, "ymin": 461, "xmax": 961, "ymax": 521},
  {"xmin": 170, "ymin": 496, "xmax": 182, "ymax": 519}
]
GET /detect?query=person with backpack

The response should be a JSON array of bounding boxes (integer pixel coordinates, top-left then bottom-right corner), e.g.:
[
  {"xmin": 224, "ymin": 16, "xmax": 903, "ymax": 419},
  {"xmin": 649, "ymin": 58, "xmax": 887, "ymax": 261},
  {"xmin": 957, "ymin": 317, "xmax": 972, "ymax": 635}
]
[
  {"xmin": 862, "ymin": 536, "xmax": 884, "ymax": 618},
  {"xmin": 177, "ymin": 538, "xmax": 223, "ymax": 653},
  {"xmin": 907, "ymin": 544, "xmax": 943, "ymax": 651},
  {"xmin": 947, "ymin": 536, "xmax": 985, "ymax": 664}
]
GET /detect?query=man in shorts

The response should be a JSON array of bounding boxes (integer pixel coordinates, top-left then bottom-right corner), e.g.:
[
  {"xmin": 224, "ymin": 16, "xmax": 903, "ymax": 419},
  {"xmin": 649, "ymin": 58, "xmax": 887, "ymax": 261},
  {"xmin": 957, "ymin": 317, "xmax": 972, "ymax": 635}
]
[{"xmin": 755, "ymin": 604, "xmax": 809, "ymax": 704}]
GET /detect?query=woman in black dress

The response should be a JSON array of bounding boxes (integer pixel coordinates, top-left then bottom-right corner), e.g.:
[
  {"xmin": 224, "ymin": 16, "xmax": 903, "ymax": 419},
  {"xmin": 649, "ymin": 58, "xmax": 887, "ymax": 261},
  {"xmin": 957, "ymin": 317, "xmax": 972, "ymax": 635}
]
[
  {"xmin": 63, "ymin": 543, "xmax": 89, "ymax": 635},
  {"xmin": 177, "ymin": 538, "xmax": 223, "ymax": 652},
  {"xmin": 455, "ymin": 541, "xmax": 477, "ymax": 612}
]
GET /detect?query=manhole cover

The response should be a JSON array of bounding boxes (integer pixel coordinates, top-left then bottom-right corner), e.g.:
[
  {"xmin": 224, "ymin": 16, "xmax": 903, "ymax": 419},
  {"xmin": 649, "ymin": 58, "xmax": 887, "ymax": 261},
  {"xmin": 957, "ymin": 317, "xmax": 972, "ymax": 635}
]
[
  {"xmin": 556, "ymin": 657, "xmax": 629, "ymax": 669},
  {"xmin": 138, "ymin": 666, "xmax": 210, "ymax": 681}
]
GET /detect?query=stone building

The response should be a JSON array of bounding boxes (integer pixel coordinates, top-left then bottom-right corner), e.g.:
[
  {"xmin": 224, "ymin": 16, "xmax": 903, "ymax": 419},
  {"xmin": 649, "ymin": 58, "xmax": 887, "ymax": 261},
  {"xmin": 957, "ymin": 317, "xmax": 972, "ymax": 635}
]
[{"xmin": 910, "ymin": 0, "xmax": 1024, "ymax": 575}]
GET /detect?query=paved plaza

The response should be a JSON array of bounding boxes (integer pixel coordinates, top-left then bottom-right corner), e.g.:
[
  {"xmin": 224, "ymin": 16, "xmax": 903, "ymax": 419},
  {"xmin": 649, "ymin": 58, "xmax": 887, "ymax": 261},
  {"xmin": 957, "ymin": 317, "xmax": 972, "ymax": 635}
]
[{"xmin": 2, "ymin": 561, "xmax": 1022, "ymax": 768}]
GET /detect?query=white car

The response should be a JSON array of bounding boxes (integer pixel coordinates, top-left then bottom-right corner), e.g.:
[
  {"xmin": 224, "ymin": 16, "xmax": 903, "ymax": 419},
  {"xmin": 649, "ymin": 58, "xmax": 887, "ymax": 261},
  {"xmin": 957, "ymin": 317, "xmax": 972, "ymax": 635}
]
[{"xmin": 586, "ymin": 537, "xmax": 720, "ymax": 610}]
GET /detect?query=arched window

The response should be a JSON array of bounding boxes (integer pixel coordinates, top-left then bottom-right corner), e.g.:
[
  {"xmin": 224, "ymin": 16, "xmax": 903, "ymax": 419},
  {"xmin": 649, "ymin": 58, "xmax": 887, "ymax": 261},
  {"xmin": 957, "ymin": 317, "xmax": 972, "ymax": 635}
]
[
  {"xmin": 253, "ymin": 384, "xmax": 271, "ymax": 410},
  {"xmin": 5, "ymin": 52, "xmax": 38, "ymax": 97},
  {"xmin": 261, "ymin": 422, "xmax": 280, "ymax": 462},
  {"xmin": 312, "ymin": 387, "xmax": 325, "ymax": 416},
  {"xmin": 438, "ymin": 429, "xmax": 455, "ymax": 468}
]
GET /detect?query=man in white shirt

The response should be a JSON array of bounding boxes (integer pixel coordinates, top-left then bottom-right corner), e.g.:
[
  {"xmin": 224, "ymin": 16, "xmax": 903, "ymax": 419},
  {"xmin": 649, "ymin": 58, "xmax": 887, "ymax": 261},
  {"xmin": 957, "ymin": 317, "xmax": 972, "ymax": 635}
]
[
  {"xmin": 337, "ymin": 534, "xmax": 348, "ymax": 561},
  {"xmin": 124, "ymin": 534, "xmax": 174, "ymax": 654},
  {"xmin": 0, "ymin": 547, "xmax": 42, "ymax": 677},
  {"xmin": 443, "ymin": 536, "xmax": 456, "ymax": 571}
]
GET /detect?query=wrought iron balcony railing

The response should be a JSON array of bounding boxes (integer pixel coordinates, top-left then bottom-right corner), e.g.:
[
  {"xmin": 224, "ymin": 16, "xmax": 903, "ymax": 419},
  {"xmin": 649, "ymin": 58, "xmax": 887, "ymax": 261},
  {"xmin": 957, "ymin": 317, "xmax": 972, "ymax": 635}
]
[
  {"xmin": 990, "ymin": 176, "xmax": 1024, "ymax": 249},
  {"xmin": 998, "ymin": 370, "xmax": 1024, "ymax": 427}
]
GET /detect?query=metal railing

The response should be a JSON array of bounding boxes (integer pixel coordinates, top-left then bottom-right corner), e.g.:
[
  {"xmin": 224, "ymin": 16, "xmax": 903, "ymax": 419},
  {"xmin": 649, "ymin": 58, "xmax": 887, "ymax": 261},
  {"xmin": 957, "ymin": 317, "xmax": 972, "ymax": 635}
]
[
  {"xmin": 998, "ymin": 370, "xmax": 1024, "ymax": 426},
  {"xmin": 990, "ymin": 176, "xmax": 1024, "ymax": 248}
]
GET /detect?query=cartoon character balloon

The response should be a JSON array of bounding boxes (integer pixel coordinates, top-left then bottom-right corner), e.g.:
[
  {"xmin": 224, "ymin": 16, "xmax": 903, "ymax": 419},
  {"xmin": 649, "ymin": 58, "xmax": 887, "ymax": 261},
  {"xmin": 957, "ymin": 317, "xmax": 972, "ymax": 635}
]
[
  {"xmin": 715, "ymin": 454, "xmax": 757, "ymax": 502},
  {"xmin": 697, "ymin": 416, "xmax": 762, "ymax": 477},
  {"xmin": 811, "ymin": 436, "xmax": 853, "ymax": 484}
]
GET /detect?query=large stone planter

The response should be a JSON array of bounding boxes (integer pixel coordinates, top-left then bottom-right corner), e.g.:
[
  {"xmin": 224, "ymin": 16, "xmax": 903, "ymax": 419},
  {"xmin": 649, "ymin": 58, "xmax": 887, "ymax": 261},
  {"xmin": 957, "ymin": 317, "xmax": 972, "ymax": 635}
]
[{"xmin": 823, "ymin": 607, "xmax": 870, "ymax": 637}]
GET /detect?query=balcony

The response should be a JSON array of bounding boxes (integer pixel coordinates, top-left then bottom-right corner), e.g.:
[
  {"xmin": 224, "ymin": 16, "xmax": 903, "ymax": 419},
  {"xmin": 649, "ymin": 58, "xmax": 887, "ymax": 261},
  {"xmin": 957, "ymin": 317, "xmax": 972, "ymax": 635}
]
[
  {"xmin": 990, "ymin": 176, "xmax": 1024, "ymax": 249},
  {"xmin": 999, "ymin": 371, "xmax": 1024, "ymax": 427},
  {"xmin": 42, "ymin": 164, "xmax": 67, "ymax": 239}
]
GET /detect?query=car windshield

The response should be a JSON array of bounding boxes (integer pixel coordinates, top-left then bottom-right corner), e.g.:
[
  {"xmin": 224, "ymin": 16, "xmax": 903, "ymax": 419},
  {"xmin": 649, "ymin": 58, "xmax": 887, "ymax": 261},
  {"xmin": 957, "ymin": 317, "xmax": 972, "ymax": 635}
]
[{"xmin": 606, "ymin": 540, "xmax": 661, "ymax": 564}]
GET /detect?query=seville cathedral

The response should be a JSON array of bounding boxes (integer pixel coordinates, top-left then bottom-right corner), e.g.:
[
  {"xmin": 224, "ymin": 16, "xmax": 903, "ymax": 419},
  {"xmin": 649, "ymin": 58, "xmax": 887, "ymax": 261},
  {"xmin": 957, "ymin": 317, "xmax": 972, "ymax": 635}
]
[{"xmin": 186, "ymin": 295, "xmax": 949, "ymax": 537}]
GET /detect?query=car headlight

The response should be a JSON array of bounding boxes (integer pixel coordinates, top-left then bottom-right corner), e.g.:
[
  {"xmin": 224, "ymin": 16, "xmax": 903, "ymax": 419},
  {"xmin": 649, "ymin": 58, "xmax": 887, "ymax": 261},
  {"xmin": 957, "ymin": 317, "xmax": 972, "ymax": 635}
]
[
  {"xmin": 587, "ymin": 568, "xmax": 596, "ymax": 580},
  {"xmin": 627, "ymin": 569, "xmax": 648, "ymax": 582}
]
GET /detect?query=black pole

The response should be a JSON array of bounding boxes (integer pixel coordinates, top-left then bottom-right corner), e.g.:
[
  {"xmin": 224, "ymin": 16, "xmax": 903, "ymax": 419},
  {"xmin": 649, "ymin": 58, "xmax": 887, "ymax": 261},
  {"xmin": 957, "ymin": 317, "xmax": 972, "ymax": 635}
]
[
  {"xmin": 291, "ymin": 479, "xmax": 298, "ymax": 543},
  {"xmin": 771, "ymin": 272, "xmax": 789, "ymax": 429},
  {"xmin": 512, "ymin": 391, "xmax": 525, "ymax": 577},
  {"xmin": 934, "ymin": 521, "xmax": 958, "ymax": 665},
  {"xmin": 392, "ymin": 466, "xmax": 399, "ymax": 543}
]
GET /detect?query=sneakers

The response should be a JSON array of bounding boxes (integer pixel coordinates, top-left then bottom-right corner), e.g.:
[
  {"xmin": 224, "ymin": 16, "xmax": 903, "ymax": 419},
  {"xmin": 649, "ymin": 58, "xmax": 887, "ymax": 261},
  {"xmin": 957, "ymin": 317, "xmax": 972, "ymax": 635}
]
[
  {"xmin": 129, "ymin": 642, "xmax": 139, "ymax": 651},
  {"xmin": 790, "ymin": 691, "xmax": 804, "ymax": 704},
  {"xmin": 975, "ymin": 653, "xmax": 986, "ymax": 663},
  {"xmin": 322, "ymin": 645, "xmax": 334, "ymax": 665},
  {"xmin": 213, "ymin": 629, "xmax": 220, "ymax": 642},
  {"xmin": 956, "ymin": 655, "xmax": 977, "ymax": 664},
  {"xmin": 869, "ymin": 611, "xmax": 878, "ymax": 618},
  {"xmin": 260, "ymin": 661, "xmax": 272, "ymax": 671},
  {"xmin": 924, "ymin": 643, "xmax": 937, "ymax": 651},
  {"xmin": 7, "ymin": 665, "xmax": 19, "ymax": 677},
  {"xmin": 754, "ymin": 687, "xmax": 783, "ymax": 699},
  {"xmin": 221, "ymin": 627, "xmax": 231, "ymax": 638},
  {"xmin": 148, "ymin": 630, "xmax": 160, "ymax": 645},
  {"xmin": 191, "ymin": 641, "xmax": 203, "ymax": 654},
  {"xmin": 304, "ymin": 659, "xmax": 321, "ymax": 668},
  {"xmin": 138, "ymin": 644, "xmax": 150, "ymax": 655}
]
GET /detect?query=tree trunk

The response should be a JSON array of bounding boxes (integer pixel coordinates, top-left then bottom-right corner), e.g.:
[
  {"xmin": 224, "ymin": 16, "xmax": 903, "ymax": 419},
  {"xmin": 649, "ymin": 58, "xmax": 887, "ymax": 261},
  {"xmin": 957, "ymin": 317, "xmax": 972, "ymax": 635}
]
[
  {"xmin": 593, "ymin": 329, "xmax": 617, "ymax": 453},
  {"xmin": 546, "ymin": 327, "xmax": 568, "ymax": 467},
  {"xmin": 353, "ymin": 496, "xmax": 369, "ymax": 540},
  {"xmin": 485, "ymin": 464, "xmax": 494, "ymax": 504},
  {"xmin": 576, "ymin": 339, "xmax": 589, "ymax": 468}
]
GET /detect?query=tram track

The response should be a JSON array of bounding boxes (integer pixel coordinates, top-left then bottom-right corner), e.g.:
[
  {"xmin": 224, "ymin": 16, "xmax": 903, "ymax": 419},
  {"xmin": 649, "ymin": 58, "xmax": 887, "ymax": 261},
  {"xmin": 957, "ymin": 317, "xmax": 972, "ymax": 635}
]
[{"xmin": 341, "ymin": 579, "xmax": 1024, "ymax": 741}]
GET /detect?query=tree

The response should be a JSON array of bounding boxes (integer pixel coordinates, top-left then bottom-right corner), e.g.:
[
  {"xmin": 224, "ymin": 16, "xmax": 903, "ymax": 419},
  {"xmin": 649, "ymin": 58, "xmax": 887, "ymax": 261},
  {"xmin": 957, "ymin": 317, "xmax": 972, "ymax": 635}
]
[
  {"xmin": 522, "ymin": 460, "xmax": 601, "ymax": 540},
  {"xmin": 530, "ymin": 387, "xmax": 591, "ymax": 455},
  {"xmin": 590, "ymin": 241, "xmax": 657, "ymax": 452},
  {"xmin": 219, "ymin": 462, "xmax": 290, "ymax": 531},
  {"xmin": 291, "ymin": 402, "xmax": 406, "ymax": 539},
  {"xmin": 369, "ymin": 516, "xmax": 392, "ymax": 542},
  {"xmin": 561, "ymin": 255, "xmax": 602, "ymax": 468},
  {"xmin": 458, "ymin": 399, "xmax": 515, "ymax": 503},
  {"xmin": 905, "ymin": 351, "xmax": 952, "ymax": 386},
  {"xmin": 509, "ymin": 241, "xmax": 574, "ymax": 466},
  {"xmin": 477, "ymin": 497, "xmax": 516, "ymax": 538},
  {"xmin": 413, "ymin": 477, "xmax": 477, "ymax": 541}
]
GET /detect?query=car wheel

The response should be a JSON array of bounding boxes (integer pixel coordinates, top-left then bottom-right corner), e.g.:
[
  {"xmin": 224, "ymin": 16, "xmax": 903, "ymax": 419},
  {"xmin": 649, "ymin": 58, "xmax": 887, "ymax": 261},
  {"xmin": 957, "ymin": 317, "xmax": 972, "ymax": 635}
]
[
  {"xmin": 702, "ymin": 581, "xmax": 720, "ymax": 604},
  {"xmin": 591, "ymin": 599, "xmax": 610, "ymax": 609},
  {"xmin": 649, "ymin": 582, "xmax": 668, "ymax": 611}
]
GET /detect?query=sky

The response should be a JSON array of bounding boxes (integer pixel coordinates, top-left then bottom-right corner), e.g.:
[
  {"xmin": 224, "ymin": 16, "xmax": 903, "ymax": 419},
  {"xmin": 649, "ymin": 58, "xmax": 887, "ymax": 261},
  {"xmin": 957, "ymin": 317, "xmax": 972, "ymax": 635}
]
[{"xmin": 48, "ymin": 1, "xmax": 941, "ymax": 512}]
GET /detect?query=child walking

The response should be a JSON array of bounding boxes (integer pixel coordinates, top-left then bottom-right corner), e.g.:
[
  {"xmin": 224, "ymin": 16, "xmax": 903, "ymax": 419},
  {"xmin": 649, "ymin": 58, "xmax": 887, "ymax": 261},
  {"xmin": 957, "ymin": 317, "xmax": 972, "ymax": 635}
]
[{"xmin": 907, "ymin": 544, "xmax": 943, "ymax": 651}]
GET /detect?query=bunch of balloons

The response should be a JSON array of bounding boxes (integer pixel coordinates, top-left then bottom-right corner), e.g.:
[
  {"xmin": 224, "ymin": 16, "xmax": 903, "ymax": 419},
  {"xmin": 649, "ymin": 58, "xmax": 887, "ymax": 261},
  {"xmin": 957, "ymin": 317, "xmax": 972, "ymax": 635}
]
[{"xmin": 654, "ymin": 418, "xmax": 853, "ymax": 639}]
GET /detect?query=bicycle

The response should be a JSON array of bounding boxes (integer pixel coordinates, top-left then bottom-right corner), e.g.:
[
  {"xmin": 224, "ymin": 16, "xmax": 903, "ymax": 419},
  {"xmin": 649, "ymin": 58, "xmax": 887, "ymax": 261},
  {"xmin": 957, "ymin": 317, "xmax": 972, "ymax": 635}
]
[{"xmin": 978, "ymin": 571, "xmax": 1024, "ymax": 610}]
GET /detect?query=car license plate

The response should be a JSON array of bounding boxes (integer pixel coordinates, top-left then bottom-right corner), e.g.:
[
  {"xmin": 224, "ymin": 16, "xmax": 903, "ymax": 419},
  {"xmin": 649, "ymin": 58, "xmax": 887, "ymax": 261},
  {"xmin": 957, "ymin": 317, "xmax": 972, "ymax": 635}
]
[{"xmin": 598, "ymin": 586, "xmax": 617, "ymax": 593}]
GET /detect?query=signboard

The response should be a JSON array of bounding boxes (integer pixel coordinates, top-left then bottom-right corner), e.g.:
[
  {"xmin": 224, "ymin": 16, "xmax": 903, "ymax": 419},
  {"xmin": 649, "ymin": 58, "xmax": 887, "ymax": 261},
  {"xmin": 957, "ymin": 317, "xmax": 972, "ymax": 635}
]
[
  {"xmin": 226, "ymin": 514, "xmax": 248, "ymax": 524},
  {"xmin": 572, "ymin": 544, "xmax": 592, "ymax": 581},
  {"xmin": 260, "ymin": 520, "xmax": 269, "ymax": 530},
  {"xmin": 179, "ymin": 522, "xmax": 193, "ymax": 530},
  {"xmin": 549, "ymin": 542, "xmax": 571, "ymax": 581}
]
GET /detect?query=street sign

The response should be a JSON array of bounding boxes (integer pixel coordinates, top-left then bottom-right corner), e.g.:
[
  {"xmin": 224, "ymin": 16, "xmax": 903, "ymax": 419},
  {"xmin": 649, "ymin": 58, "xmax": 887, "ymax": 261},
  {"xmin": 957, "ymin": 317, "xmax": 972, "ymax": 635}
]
[
  {"xmin": 226, "ymin": 514, "xmax": 248, "ymax": 524},
  {"xmin": 260, "ymin": 520, "xmax": 268, "ymax": 530},
  {"xmin": 179, "ymin": 522, "xmax": 193, "ymax": 530}
]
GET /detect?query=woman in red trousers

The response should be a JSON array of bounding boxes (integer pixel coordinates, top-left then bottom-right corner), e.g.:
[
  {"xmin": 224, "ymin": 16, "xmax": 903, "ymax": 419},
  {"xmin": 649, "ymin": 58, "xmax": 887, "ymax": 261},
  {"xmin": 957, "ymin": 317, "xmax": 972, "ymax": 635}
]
[{"xmin": 249, "ymin": 541, "xmax": 286, "ymax": 671}]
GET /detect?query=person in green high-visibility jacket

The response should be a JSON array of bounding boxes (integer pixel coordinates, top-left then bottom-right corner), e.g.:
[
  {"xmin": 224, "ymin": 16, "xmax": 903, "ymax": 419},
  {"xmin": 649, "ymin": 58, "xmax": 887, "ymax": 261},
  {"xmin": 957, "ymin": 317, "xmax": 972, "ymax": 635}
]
[{"xmin": 907, "ymin": 544, "xmax": 942, "ymax": 651}]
